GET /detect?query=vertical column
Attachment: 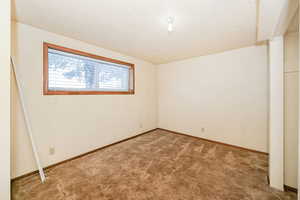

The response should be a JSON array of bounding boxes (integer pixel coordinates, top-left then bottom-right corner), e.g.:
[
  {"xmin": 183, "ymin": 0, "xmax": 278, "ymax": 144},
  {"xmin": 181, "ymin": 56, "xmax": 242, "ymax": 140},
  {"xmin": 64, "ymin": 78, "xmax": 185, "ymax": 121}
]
[
  {"xmin": 0, "ymin": 0, "xmax": 11, "ymax": 199},
  {"xmin": 269, "ymin": 36, "xmax": 284, "ymax": 191},
  {"xmin": 298, "ymin": 5, "xmax": 300, "ymax": 200}
]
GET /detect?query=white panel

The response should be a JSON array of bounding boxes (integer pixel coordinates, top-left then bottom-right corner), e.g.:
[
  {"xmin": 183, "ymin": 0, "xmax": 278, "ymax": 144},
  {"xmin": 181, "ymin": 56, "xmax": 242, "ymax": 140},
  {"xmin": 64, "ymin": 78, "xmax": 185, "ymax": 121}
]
[
  {"xmin": 298, "ymin": 6, "xmax": 300, "ymax": 200},
  {"xmin": 0, "ymin": 0, "xmax": 11, "ymax": 199},
  {"xmin": 284, "ymin": 29, "xmax": 299, "ymax": 189},
  {"xmin": 284, "ymin": 72, "xmax": 299, "ymax": 188},
  {"xmin": 269, "ymin": 36, "xmax": 284, "ymax": 191}
]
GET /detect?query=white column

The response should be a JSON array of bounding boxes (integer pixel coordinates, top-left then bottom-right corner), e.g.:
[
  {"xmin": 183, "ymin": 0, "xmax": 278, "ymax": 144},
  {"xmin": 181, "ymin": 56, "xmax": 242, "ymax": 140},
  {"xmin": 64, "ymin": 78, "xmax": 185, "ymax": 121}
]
[
  {"xmin": 0, "ymin": 0, "xmax": 11, "ymax": 199},
  {"xmin": 298, "ymin": 5, "xmax": 300, "ymax": 200},
  {"xmin": 269, "ymin": 36, "xmax": 284, "ymax": 191}
]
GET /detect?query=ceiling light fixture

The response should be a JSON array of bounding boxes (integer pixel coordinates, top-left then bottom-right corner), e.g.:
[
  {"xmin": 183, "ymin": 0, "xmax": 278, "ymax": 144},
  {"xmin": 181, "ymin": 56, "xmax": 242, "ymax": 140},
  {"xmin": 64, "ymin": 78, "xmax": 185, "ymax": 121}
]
[{"xmin": 167, "ymin": 17, "xmax": 174, "ymax": 32}]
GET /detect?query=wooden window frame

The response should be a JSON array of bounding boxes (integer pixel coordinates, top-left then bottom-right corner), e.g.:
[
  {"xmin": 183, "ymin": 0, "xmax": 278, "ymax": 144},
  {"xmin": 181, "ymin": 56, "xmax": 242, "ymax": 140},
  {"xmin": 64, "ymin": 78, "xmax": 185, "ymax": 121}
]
[{"xmin": 43, "ymin": 42, "xmax": 135, "ymax": 95}]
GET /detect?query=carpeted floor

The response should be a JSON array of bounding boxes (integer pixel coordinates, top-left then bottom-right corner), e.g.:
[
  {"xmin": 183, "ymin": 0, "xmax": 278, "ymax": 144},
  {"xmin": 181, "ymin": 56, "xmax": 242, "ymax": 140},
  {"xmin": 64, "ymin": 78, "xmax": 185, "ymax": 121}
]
[{"xmin": 12, "ymin": 129, "xmax": 297, "ymax": 200}]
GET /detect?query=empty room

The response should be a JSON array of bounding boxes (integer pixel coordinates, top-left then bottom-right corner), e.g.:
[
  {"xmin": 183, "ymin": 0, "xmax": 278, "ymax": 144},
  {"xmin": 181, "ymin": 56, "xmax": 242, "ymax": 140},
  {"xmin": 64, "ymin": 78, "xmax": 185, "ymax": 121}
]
[{"xmin": 1, "ymin": 0, "xmax": 300, "ymax": 199}]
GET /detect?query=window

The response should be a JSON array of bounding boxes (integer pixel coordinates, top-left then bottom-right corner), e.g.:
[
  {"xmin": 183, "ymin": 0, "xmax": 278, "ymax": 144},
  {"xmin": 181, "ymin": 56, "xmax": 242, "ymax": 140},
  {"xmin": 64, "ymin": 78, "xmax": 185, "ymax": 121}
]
[{"xmin": 43, "ymin": 43, "xmax": 134, "ymax": 95}]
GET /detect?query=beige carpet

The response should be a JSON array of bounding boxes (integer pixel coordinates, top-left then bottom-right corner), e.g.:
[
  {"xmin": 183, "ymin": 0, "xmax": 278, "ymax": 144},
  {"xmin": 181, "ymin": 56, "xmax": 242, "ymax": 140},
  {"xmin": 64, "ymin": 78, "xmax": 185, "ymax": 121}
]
[{"xmin": 12, "ymin": 130, "xmax": 297, "ymax": 200}]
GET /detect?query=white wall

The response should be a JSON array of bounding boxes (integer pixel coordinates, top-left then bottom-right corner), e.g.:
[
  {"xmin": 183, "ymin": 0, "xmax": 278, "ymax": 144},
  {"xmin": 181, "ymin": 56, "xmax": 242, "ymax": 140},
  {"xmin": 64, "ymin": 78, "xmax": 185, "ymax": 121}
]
[
  {"xmin": 284, "ymin": 31, "xmax": 298, "ymax": 189},
  {"xmin": 158, "ymin": 45, "xmax": 269, "ymax": 153},
  {"xmin": 0, "ymin": 0, "xmax": 11, "ymax": 199},
  {"xmin": 11, "ymin": 22, "xmax": 157, "ymax": 178}
]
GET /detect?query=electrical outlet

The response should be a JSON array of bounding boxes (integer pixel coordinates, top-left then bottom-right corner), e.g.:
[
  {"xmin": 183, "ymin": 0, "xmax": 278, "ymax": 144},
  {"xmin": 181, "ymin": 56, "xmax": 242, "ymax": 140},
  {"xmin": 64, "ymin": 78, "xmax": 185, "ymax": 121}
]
[
  {"xmin": 201, "ymin": 128, "xmax": 205, "ymax": 133},
  {"xmin": 49, "ymin": 147, "xmax": 55, "ymax": 155}
]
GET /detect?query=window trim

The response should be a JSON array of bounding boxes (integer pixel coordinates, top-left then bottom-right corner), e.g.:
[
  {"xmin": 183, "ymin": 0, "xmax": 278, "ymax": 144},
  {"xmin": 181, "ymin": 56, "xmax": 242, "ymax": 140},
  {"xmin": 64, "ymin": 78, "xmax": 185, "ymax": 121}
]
[{"xmin": 43, "ymin": 42, "xmax": 135, "ymax": 95}]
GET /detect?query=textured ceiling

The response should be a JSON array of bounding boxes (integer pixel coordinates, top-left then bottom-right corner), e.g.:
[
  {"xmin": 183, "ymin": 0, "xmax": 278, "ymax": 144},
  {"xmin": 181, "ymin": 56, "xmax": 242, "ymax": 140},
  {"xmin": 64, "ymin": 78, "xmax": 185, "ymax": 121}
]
[{"xmin": 13, "ymin": 0, "xmax": 257, "ymax": 64}]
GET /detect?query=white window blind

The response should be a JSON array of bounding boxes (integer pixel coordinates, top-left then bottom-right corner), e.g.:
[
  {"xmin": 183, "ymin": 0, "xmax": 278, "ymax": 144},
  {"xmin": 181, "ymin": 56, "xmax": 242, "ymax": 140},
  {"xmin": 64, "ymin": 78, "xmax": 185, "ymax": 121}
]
[{"xmin": 48, "ymin": 48, "xmax": 130, "ymax": 92}]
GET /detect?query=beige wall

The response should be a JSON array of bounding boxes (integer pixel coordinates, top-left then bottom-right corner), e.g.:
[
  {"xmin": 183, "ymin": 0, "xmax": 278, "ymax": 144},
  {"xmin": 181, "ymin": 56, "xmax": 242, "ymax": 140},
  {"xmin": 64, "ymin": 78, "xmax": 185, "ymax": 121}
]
[
  {"xmin": 0, "ymin": 0, "xmax": 11, "ymax": 199},
  {"xmin": 158, "ymin": 45, "xmax": 269, "ymax": 153},
  {"xmin": 284, "ymin": 31, "xmax": 299, "ymax": 189},
  {"xmin": 11, "ymin": 22, "xmax": 157, "ymax": 178}
]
